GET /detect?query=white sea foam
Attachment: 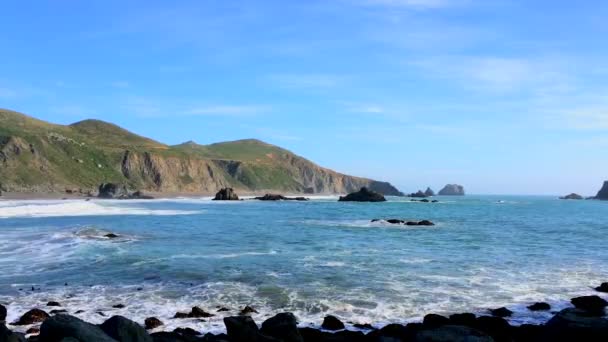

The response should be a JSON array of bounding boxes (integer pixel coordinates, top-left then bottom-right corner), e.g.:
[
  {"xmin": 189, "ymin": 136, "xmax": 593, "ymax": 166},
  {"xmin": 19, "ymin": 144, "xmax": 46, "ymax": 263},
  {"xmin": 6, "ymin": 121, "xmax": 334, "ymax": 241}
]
[{"xmin": 0, "ymin": 200, "xmax": 202, "ymax": 218}]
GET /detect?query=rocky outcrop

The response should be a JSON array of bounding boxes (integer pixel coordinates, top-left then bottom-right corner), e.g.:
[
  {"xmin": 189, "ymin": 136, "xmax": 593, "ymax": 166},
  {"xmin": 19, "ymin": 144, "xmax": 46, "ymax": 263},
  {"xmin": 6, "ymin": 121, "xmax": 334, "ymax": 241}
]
[
  {"xmin": 338, "ymin": 187, "xmax": 386, "ymax": 202},
  {"xmin": 254, "ymin": 194, "xmax": 308, "ymax": 201},
  {"xmin": 100, "ymin": 315, "xmax": 152, "ymax": 342},
  {"xmin": 438, "ymin": 184, "xmax": 465, "ymax": 196},
  {"xmin": 213, "ymin": 188, "xmax": 239, "ymax": 200},
  {"xmin": 595, "ymin": 181, "xmax": 608, "ymax": 200},
  {"xmin": 12, "ymin": 308, "xmax": 49, "ymax": 325},
  {"xmin": 40, "ymin": 314, "xmax": 117, "ymax": 342},
  {"xmin": 97, "ymin": 183, "xmax": 153, "ymax": 199},
  {"xmin": 408, "ymin": 190, "xmax": 428, "ymax": 198},
  {"xmin": 560, "ymin": 193, "xmax": 584, "ymax": 200},
  {"xmin": 424, "ymin": 187, "xmax": 435, "ymax": 196}
]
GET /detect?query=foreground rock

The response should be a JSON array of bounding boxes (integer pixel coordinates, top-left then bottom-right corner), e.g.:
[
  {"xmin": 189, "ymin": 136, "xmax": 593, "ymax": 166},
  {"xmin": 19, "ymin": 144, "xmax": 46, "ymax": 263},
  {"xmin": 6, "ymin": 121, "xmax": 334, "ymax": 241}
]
[
  {"xmin": 100, "ymin": 315, "xmax": 152, "ymax": 342},
  {"xmin": 213, "ymin": 188, "xmax": 239, "ymax": 201},
  {"xmin": 98, "ymin": 183, "xmax": 153, "ymax": 199},
  {"xmin": 321, "ymin": 315, "xmax": 345, "ymax": 330},
  {"xmin": 0, "ymin": 303, "xmax": 6, "ymax": 322},
  {"xmin": 12, "ymin": 308, "xmax": 49, "ymax": 325},
  {"xmin": 596, "ymin": 181, "xmax": 608, "ymax": 200},
  {"xmin": 545, "ymin": 308, "xmax": 608, "ymax": 341},
  {"xmin": 260, "ymin": 313, "xmax": 303, "ymax": 342},
  {"xmin": 0, "ymin": 324, "xmax": 26, "ymax": 342},
  {"xmin": 571, "ymin": 295, "xmax": 608, "ymax": 315},
  {"xmin": 338, "ymin": 187, "xmax": 386, "ymax": 202},
  {"xmin": 560, "ymin": 193, "xmax": 584, "ymax": 200},
  {"xmin": 415, "ymin": 325, "xmax": 493, "ymax": 342},
  {"xmin": 39, "ymin": 314, "xmax": 117, "ymax": 341},
  {"xmin": 255, "ymin": 194, "xmax": 308, "ymax": 201},
  {"xmin": 438, "ymin": 184, "xmax": 465, "ymax": 196}
]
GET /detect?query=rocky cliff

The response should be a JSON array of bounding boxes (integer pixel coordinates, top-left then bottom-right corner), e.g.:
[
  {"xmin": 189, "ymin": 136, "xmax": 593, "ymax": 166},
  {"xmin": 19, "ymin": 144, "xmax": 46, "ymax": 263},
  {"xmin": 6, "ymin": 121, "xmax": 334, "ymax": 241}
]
[
  {"xmin": 0, "ymin": 109, "xmax": 403, "ymax": 195},
  {"xmin": 596, "ymin": 181, "xmax": 608, "ymax": 200}
]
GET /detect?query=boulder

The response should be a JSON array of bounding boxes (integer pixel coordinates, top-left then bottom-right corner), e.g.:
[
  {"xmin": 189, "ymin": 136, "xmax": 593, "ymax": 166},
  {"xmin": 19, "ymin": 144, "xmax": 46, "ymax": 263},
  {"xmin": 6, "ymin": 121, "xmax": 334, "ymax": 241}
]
[
  {"xmin": 189, "ymin": 307, "xmax": 214, "ymax": 318},
  {"xmin": 240, "ymin": 306, "xmax": 258, "ymax": 315},
  {"xmin": 223, "ymin": 316, "xmax": 277, "ymax": 342},
  {"xmin": 560, "ymin": 193, "xmax": 584, "ymax": 200},
  {"xmin": 46, "ymin": 301, "xmax": 61, "ymax": 307},
  {"xmin": 596, "ymin": 282, "xmax": 608, "ymax": 293},
  {"xmin": 39, "ymin": 314, "xmax": 117, "ymax": 342},
  {"xmin": 571, "ymin": 295, "xmax": 608, "ymax": 315},
  {"xmin": 1, "ymin": 324, "xmax": 26, "ymax": 342},
  {"xmin": 438, "ymin": 184, "xmax": 465, "ymax": 196},
  {"xmin": 321, "ymin": 315, "xmax": 345, "ymax": 330},
  {"xmin": 144, "ymin": 317, "xmax": 163, "ymax": 330},
  {"xmin": 338, "ymin": 187, "xmax": 386, "ymax": 202},
  {"xmin": 414, "ymin": 325, "xmax": 493, "ymax": 342},
  {"xmin": 0, "ymin": 303, "xmax": 6, "ymax": 322},
  {"xmin": 260, "ymin": 313, "xmax": 303, "ymax": 342},
  {"xmin": 545, "ymin": 308, "xmax": 608, "ymax": 341},
  {"xmin": 489, "ymin": 307, "xmax": 513, "ymax": 318},
  {"xmin": 365, "ymin": 323, "xmax": 415, "ymax": 341},
  {"xmin": 100, "ymin": 315, "xmax": 152, "ymax": 342},
  {"xmin": 12, "ymin": 308, "xmax": 49, "ymax": 325},
  {"xmin": 424, "ymin": 187, "xmax": 435, "ymax": 197},
  {"xmin": 527, "ymin": 302, "xmax": 551, "ymax": 311},
  {"xmin": 595, "ymin": 181, "xmax": 608, "ymax": 200},
  {"xmin": 213, "ymin": 188, "xmax": 239, "ymax": 201},
  {"xmin": 423, "ymin": 314, "xmax": 450, "ymax": 328},
  {"xmin": 473, "ymin": 316, "xmax": 512, "ymax": 342},
  {"xmin": 449, "ymin": 313, "xmax": 476, "ymax": 327}
]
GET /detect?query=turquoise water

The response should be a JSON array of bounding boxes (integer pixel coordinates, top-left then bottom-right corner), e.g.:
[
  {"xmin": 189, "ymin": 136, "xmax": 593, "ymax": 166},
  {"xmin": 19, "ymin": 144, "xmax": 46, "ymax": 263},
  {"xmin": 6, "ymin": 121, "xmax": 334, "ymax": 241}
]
[{"xmin": 0, "ymin": 195, "xmax": 607, "ymax": 332}]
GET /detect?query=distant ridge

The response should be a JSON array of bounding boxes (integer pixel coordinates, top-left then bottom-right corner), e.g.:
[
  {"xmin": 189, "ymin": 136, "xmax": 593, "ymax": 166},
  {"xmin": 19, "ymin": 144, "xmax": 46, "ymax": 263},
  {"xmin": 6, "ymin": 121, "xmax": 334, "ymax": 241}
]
[{"xmin": 0, "ymin": 108, "xmax": 403, "ymax": 195}]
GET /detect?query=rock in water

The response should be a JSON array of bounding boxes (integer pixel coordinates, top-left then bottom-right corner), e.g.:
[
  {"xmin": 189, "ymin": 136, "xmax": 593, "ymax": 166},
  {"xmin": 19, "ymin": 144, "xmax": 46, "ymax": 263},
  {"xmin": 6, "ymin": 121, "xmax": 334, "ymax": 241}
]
[
  {"xmin": 489, "ymin": 307, "xmax": 513, "ymax": 317},
  {"xmin": 595, "ymin": 282, "xmax": 608, "ymax": 293},
  {"xmin": 438, "ymin": 184, "xmax": 465, "ymax": 196},
  {"xmin": 223, "ymin": 316, "xmax": 261, "ymax": 342},
  {"xmin": 261, "ymin": 313, "xmax": 303, "ymax": 342},
  {"xmin": 527, "ymin": 302, "xmax": 551, "ymax": 311},
  {"xmin": 98, "ymin": 183, "xmax": 130, "ymax": 199},
  {"xmin": 321, "ymin": 315, "xmax": 345, "ymax": 330},
  {"xmin": 560, "ymin": 193, "xmax": 584, "ymax": 200},
  {"xmin": 144, "ymin": 317, "xmax": 163, "ymax": 330},
  {"xmin": 100, "ymin": 315, "xmax": 152, "ymax": 342},
  {"xmin": 213, "ymin": 188, "xmax": 239, "ymax": 201},
  {"xmin": 12, "ymin": 308, "xmax": 49, "ymax": 325},
  {"xmin": 596, "ymin": 181, "xmax": 608, "ymax": 200},
  {"xmin": 338, "ymin": 187, "xmax": 386, "ymax": 202},
  {"xmin": 408, "ymin": 190, "xmax": 428, "ymax": 198},
  {"xmin": 424, "ymin": 187, "xmax": 435, "ymax": 196},
  {"xmin": 545, "ymin": 308, "xmax": 608, "ymax": 341},
  {"xmin": 571, "ymin": 296, "xmax": 608, "ymax": 315},
  {"xmin": 0, "ymin": 303, "xmax": 6, "ymax": 322},
  {"xmin": 39, "ymin": 314, "xmax": 117, "ymax": 342}
]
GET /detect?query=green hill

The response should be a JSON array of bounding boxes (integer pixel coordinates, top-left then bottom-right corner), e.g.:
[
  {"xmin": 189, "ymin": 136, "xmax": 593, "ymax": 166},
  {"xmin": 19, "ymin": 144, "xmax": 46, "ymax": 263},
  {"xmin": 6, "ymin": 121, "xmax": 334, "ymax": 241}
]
[{"xmin": 0, "ymin": 108, "xmax": 403, "ymax": 195}]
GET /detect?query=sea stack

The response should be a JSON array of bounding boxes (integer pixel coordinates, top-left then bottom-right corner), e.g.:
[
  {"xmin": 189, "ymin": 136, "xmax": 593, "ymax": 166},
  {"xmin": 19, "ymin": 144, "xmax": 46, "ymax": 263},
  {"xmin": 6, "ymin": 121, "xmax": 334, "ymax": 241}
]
[
  {"xmin": 339, "ymin": 187, "xmax": 386, "ymax": 202},
  {"xmin": 424, "ymin": 187, "xmax": 435, "ymax": 196},
  {"xmin": 560, "ymin": 193, "xmax": 583, "ymax": 200},
  {"xmin": 595, "ymin": 181, "xmax": 608, "ymax": 200},
  {"xmin": 438, "ymin": 184, "xmax": 465, "ymax": 196},
  {"xmin": 213, "ymin": 188, "xmax": 239, "ymax": 200}
]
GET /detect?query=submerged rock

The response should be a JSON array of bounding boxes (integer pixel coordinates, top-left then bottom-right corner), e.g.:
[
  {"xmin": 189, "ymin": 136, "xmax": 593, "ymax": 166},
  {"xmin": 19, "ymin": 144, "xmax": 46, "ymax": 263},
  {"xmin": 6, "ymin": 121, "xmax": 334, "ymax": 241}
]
[
  {"xmin": 338, "ymin": 187, "xmax": 386, "ymax": 202},
  {"xmin": 560, "ymin": 193, "xmax": 584, "ymax": 200},
  {"xmin": 595, "ymin": 282, "xmax": 608, "ymax": 293},
  {"xmin": 100, "ymin": 315, "xmax": 152, "ymax": 342},
  {"xmin": 321, "ymin": 315, "xmax": 345, "ymax": 331},
  {"xmin": 527, "ymin": 302, "xmax": 551, "ymax": 311},
  {"xmin": 213, "ymin": 188, "xmax": 239, "ymax": 201},
  {"xmin": 595, "ymin": 181, "xmax": 608, "ymax": 200},
  {"xmin": 39, "ymin": 314, "xmax": 116, "ymax": 342},
  {"xmin": 438, "ymin": 184, "xmax": 465, "ymax": 196},
  {"xmin": 489, "ymin": 307, "xmax": 513, "ymax": 317},
  {"xmin": 12, "ymin": 308, "xmax": 49, "ymax": 325},
  {"xmin": 255, "ymin": 194, "xmax": 308, "ymax": 201}
]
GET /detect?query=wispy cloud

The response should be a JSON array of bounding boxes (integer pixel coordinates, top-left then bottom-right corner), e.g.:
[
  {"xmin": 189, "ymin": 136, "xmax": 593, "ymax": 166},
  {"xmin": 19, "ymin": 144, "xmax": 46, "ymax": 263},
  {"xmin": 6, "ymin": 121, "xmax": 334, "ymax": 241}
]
[{"xmin": 345, "ymin": 103, "xmax": 386, "ymax": 114}]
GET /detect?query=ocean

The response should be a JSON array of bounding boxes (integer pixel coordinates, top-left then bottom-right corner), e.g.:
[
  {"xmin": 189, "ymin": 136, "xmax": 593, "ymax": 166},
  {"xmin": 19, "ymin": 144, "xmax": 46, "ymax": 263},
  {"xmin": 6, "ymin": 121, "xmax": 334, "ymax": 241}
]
[{"xmin": 0, "ymin": 195, "xmax": 606, "ymax": 333}]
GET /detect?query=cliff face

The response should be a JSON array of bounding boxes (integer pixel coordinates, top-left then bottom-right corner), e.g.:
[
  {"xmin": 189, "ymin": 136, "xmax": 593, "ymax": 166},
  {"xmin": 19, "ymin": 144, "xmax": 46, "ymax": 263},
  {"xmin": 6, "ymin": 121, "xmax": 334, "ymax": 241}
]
[
  {"xmin": 0, "ymin": 109, "xmax": 403, "ymax": 195},
  {"xmin": 596, "ymin": 181, "xmax": 608, "ymax": 200}
]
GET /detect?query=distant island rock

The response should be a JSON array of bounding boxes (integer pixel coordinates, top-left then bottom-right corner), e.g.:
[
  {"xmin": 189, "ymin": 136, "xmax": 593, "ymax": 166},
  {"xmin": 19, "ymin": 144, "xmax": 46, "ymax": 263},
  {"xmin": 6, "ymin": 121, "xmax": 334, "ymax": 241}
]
[
  {"xmin": 213, "ymin": 188, "xmax": 239, "ymax": 200},
  {"xmin": 408, "ymin": 190, "xmax": 428, "ymax": 198},
  {"xmin": 438, "ymin": 184, "xmax": 465, "ymax": 196},
  {"xmin": 560, "ymin": 193, "xmax": 583, "ymax": 200},
  {"xmin": 339, "ymin": 187, "xmax": 386, "ymax": 202},
  {"xmin": 595, "ymin": 181, "xmax": 608, "ymax": 200},
  {"xmin": 424, "ymin": 187, "xmax": 435, "ymax": 196},
  {"xmin": 254, "ymin": 194, "xmax": 308, "ymax": 201}
]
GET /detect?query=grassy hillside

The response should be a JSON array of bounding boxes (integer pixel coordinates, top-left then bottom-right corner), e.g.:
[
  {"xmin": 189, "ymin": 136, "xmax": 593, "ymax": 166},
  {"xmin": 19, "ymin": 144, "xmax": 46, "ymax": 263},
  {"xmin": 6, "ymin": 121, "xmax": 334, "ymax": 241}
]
[{"xmin": 0, "ymin": 109, "xmax": 402, "ymax": 195}]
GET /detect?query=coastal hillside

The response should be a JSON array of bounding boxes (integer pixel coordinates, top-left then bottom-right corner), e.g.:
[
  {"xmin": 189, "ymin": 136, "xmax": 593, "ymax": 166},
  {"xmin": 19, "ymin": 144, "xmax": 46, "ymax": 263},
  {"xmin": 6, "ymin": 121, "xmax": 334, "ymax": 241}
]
[{"xmin": 0, "ymin": 109, "xmax": 402, "ymax": 195}]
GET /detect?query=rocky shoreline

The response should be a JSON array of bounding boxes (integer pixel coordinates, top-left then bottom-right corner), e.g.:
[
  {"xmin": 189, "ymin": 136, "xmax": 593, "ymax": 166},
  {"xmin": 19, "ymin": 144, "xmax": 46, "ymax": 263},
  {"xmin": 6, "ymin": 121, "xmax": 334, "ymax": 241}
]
[{"xmin": 2, "ymin": 283, "xmax": 608, "ymax": 341}]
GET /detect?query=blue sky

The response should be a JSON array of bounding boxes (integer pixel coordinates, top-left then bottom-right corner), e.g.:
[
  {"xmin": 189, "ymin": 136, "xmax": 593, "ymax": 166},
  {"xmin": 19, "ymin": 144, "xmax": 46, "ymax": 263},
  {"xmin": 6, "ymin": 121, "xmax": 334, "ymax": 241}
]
[{"xmin": 1, "ymin": 0, "xmax": 607, "ymax": 195}]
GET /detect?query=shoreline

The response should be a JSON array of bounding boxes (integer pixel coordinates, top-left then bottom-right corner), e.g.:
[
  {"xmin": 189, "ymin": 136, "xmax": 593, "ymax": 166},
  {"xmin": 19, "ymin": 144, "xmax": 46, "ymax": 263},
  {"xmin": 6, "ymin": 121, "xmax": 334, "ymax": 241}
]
[{"xmin": 2, "ymin": 283, "xmax": 608, "ymax": 341}]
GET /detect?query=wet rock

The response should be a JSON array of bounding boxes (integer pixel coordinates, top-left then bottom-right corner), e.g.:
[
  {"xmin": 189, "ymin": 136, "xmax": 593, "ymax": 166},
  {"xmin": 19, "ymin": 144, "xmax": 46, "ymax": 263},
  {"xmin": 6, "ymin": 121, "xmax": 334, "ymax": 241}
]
[
  {"xmin": 12, "ymin": 309, "xmax": 49, "ymax": 325},
  {"xmin": 213, "ymin": 188, "xmax": 239, "ymax": 201},
  {"xmin": 420, "ymin": 199, "xmax": 430, "ymax": 203},
  {"xmin": 260, "ymin": 312, "xmax": 303, "ymax": 342},
  {"xmin": 406, "ymin": 221, "xmax": 419, "ymax": 226},
  {"xmin": 415, "ymin": 325, "xmax": 493, "ymax": 342},
  {"xmin": 365, "ymin": 323, "xmax": 414, "ymax": 341},
  {"xmin": 46, "ymin": 301, "xmax": 61, "ymax": 307},
  {"xmin": 144, "ymin": 317, "xmax": 163, "ymax": 330},
  {"xmin": 100, "ymin": 315, "xmax": 152, "ymax": 342},
  {"xmin": 513, "ymin": 324, "xmax": 546, "ymax": 342},
  {"xmin": 432, "ymin": 200, "xmax": 439, "ymax": 203},
  {"xmin": 596, "ymin": 283, "xmax": 608, "ymax": 293},
  {"xmin": 25, "ymin": 327, "xmax": 40, "ymax": 335},
  {"xmin": 332, "ymin": 330, "xmax": 366, "ymax": 341},
  {"xmin": 571, "ymin": 295, "xmax": 608, "ymax": 315},
  {"xmin": 0, "ymin": 303, "xmax": 6, "ymax": 322},
  {"xmin": 418, "ymin": 220, "xmax": 435, "ymax": 226},
  {"xmin": 489, "ymin": 307, "xmax": 513, "ymax": 317},
  {"xmin": 173, "ymin": 327, "xmax": 200, "ymax": 336},
  {"xmin": 189, "ymin": 306, "xmax": 214, "ymax": 318},
  {"xmin": 527, "ymin": 302, "xmax": 551, "ymax": 311},
  {"xmin": 423, "ymin": 314, "xmax": 450, "ymax": 328},
  {"xmin": 353, "ymin": 323, "xmax": 376, "ymax": 330},
  {"xmin": 321, "ymin": 315, "xmax": 345, "ymax": 331},
  {"xmin": 338, "ymin": 187, "xmax": 386, "ymax": 202},
  {"xmin": 74, "ymin": 310, "xmax": 85, "ymax": 314},
  {"xmin": 386, "ymin": 219, "xmax": 404, "ymax": 224},
  {"xmin": 216, "ymin": 307, "xmax": 230, "ymax": 312},
  {"xmin": 50, "ymin": 309, "xmax": 68, "ymax": 314},
  {"xmin": 0, "ymin": 324, "xmax": 26, "ymax": 342},
  {"xmin": 255, "ymin": 194, "xmax": 308, "ymax": 201},
  {"xmin": 39, "ymin": 314, "xmax": 116, "ymax": 342},
  {"xmin": 545, "ymin": 308, "xmax": 608, "ymax": 341},
  {"xmin": 105, "ymin": 233, "xmax": 119, "ymax": 238},
  {"xmin": 173, "ymin": 312, "xmax": 189, "ymax": 319},
  {"xmin": 240, "ymin": 306, "xmax": 258, "ymax": 315},
  {"xmin": 473, "ymin": 316, "xmax": 512, "ymax": 342},
  {"xmin": 113, "ymin": 304, "xmax": 126, "ymax": 309},
  {"xmin": 224, "ymin": 316, "xmax": 274, "ymax": 342},
  {"xmin": 449, "ymin": 313, "xmax": 476, "ymax": 327}
]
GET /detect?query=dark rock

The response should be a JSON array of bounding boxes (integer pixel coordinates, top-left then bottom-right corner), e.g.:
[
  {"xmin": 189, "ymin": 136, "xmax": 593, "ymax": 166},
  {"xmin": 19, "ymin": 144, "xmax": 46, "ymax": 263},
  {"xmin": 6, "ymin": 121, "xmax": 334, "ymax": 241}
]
[
  {"xmin": 12, "ymin": 309, "xmax": 49, "ymax": 325},
  {"xmin": 596, "ymin": 282, "xmax": 608, "ymax": 293},
  {"xmin": 332, "ymin": 330, "xmax": 366, "ymax": 341},
  {"xmin": 571, "ymin": 295, "xmax": 608, "ymax": 315},
  {"xmin": 386, "ymin": 219, "xmax": 404, "ymax": 224},
  {"xmin": 173, "ymin": 312, "xmax": 189, "ymax": 319},
  {"xmin": 527, "ymin": 302, "xmax": 551, "ymax": 311},
  {"xmin": 431, "ymin": 200, "xmax": 439, "ymax": 203},
  {"xmin": 0, "ymin": 324, "xmax": 26, "ymax": 342},
  {"xmin": 415, "ymin": 325, "xmax": 493, "ymax": 342},
  {"xmin": 365, "ymin": 323, "xmax": 414, "ymax": 341},
  {"xmin": 39, "ymin": 314, "xmax": 116, "ymax": 342},
  {"xmin": 473, "ymin": 316, "xmax": 512, "ymax": 342},
  {"xmin": 113, "ymin": 304, "xmax": 126, "ymax": 309},
  {"xmin": 545, "ymin": 308, "xmax": 608, "ymax": 341},
  {"xmin": 418, "ymin": 220, "xmax": 435, "ymax": 226},
  {"xmin": 423, "ymin": 314, "xmax": 450, "ymax": 328},
  {"xmin": 255, "ymin": 194, "xmax": 308, "ymax": 201},
  {"xmin": 438, "ymin": 184, "xmax": 465, "ymax": 196},
  {"xmin": 105, "ymin": 233, "xmax": 119, "ymax": 238},
  {"xmin": 297, "ymin": 328, "xmax": 328, "ymax": 342},
  {"xmin": 406, "ymin": 221, "xmax": 419, "ymax": 226},
  {"xmin": 130, "ymin": 191, "xmax": 154, "ymax": 200},
  {"xmin": 353, "ymin": 323, "xmax": 375, "ymax": 330},
  {"xmin": 371, "ymin": 219, "xmax": 381, "ymax": 223},
  {"xmin": 100, "ymin": 315, "xmax": 152, "ymax": 342},
  {"xmin": 408, "ymin": 190, "xmax": 428, "ymax": 198},
  {"xmin": 321, "ymin": 315, "xmax": 345, "ymax": 331},
  {"xmin": 189, "ymin": 306, "xmax": 214, "ymax": 318},
  {"xmin": 50, "ymin": 309, "xmax": 68, "ymax": 314},
  {"xmin": 560, "ymin": 193, "xmax": 584, "ymax": 200},
  {"xmin": 150, "ymin": 331, "xmax": 192, "ymax": 342},
  {"xmin": 213, "ymin": 188, "xmax": 239, "ymax": 201},
  {"xmin": 338, "ymin": 187, "xmax": 386, "ymax": 202},
  {"xmin": 173, "ymin": 327, "xmax": 201, "ymax": 336},
  {"xmin": 489, "ymin": 307, "xmax": 513, "ymax": 317},
  {"xmin": 595, "ymin": 181, "xmax": 608, "ymax": 200},
  {"xmin": 98, "ymin": 183, "xmax": 130, "ymax": 199},
  {"xmin": 420, "ymin": 199, "xmax": 430, "ymax": 203},
  {"xmin": 46, "ymin": 301, "xmax": 61, "ymax": 307},
  {"xmin": 145, "ymin": 317, "xmax": 164, "ymax": 330},
  {"xmin": 216, "ymin": 307, "xmax": 230, "ymax": 312},
  {"xmin": 424, "ymin": 187, "xmax": 435, "ymax": 197},
  {"xmin": 74, "ymin": 310, "xmax": 85, "ymax": 314},
  {"xmin": 449, "ymin": 313, "xmax": 476, "ymax": 327},
  {"xmin": 25, "ymin": 327, "xmax": 40, "ymax": 335},
  {"xmin": 224, "ymin": 316, "xmax": 276, "ymax": 342},
  {"xmin": 260, "ymin": 312, "xmax": 303, "ymax": 342},
  {"xmin": 240, "ymin": 306, "xmax": 258, "ymax": 315},
  {"xmin": 0, "ymin": 303, "xmax": 6, "ymax": 322},
  {"xmin": 513, "ymin": 324, "xmax": 546, "ymax": 342}
]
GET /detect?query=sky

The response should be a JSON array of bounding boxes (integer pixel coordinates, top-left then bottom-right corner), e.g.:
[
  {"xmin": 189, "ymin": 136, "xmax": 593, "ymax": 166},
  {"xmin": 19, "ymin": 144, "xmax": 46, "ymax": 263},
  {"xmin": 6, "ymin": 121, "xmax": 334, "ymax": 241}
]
[{"xmin": 1, "ymin": 0, "xmax": 607, "ymax": 195}]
